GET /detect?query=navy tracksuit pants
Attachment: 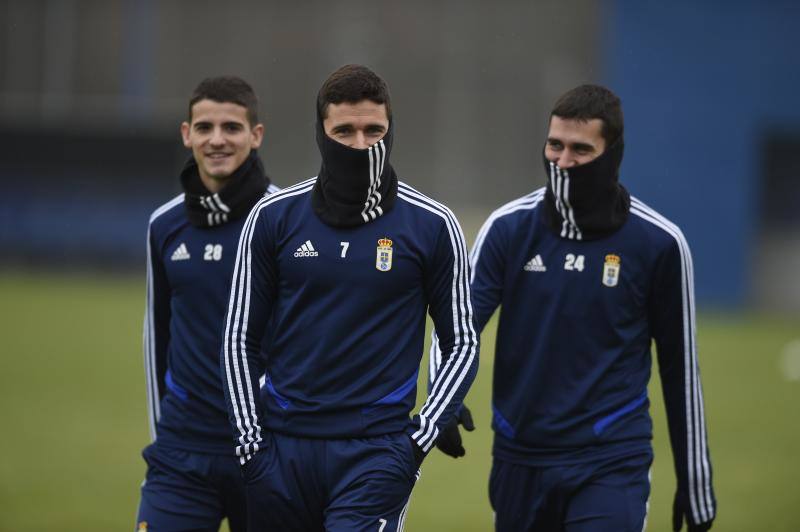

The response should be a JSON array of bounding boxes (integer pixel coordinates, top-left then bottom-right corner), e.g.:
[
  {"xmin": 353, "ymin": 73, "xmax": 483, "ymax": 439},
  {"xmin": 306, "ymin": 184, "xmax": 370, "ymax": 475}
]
[
  {"xmin": 490, "ymin": 451, "xmax": 652, "ymax": 532},
  {"xmin": 136, "ymin": 442, "xmax": 247, "ymax": 532},
  {"xmin": 245, "ymin": 431, "xmax": 420, "ymax": 531}
]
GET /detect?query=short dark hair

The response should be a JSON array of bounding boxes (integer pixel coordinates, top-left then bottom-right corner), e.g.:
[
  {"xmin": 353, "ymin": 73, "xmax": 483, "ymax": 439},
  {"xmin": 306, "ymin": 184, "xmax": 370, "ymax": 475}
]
[
  {"xmin": 188, "ymin": 76, "xmax": 259, "ymax": 125},
  {"xmin": 317, "ymin": 64, "xmax": 392, "ymax": 120},
  {"xmin": 550, "ymin": 84, "xmax": 623, "ymax": 146}
]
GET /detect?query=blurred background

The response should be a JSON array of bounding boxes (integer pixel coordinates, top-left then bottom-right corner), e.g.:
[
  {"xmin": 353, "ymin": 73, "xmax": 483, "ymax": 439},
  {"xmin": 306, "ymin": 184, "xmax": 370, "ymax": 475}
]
[{"xmin": 0, "ymin": 0, "xmax": 798, "ymax": 530}]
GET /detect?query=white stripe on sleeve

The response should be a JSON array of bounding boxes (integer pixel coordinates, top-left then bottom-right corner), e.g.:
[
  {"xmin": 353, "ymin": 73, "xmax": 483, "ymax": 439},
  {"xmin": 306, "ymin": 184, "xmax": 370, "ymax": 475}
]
[
  {"xmin": 398, "ymin": 184, "xmax": 478, "ymax": 451},
  {"xmin": 222, "ymin": 178, "xmax": 316, "ymax": 462},
  {"xmin": 630, "ymin": 198, "xmax": 713, "ymax": 523}
]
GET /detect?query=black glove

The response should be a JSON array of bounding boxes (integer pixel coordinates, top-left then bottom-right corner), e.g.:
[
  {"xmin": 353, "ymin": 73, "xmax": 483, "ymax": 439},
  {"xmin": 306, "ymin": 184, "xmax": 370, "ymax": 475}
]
[
  {"xmin": 673, "ymin": 492, "xmax": 713, "ymax": 532},
  {"xmin": 434, "ymin": 405, "xmax": 475, "ymax": 458}
]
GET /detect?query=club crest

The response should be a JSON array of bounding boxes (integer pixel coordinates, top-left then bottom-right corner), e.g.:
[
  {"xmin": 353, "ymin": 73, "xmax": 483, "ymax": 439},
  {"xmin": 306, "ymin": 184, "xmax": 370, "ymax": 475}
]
[
  {"xmin": 602, "ymin": 254, "xmax": 621, "ymax": 287},
  {"xmin": 376, "ymin": 237, "xmax": 393, "ymax": 271}
]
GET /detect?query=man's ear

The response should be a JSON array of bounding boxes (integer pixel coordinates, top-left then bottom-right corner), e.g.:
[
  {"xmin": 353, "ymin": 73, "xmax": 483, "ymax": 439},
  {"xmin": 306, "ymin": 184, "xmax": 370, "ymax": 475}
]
[
  {"xmin": 180, "ymin": 122, "xmax": 192, "ymax": 148},
  {"xmin": 251, "ymin": 123, "xmax": 265, "ymax": 149}
]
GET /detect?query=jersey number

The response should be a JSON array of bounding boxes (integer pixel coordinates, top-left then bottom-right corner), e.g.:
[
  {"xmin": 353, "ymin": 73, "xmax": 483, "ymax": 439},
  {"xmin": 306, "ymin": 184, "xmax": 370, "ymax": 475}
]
[
  {"xmin": 340, "ymin": 241, "xmax": 350, "ymax": 258},
  {"xmin": 564, "ymin": 253, "xmax": 585, "ymax": 271},
  {"xmin": 204, "ymin": 244, "xmax": 222, "ymax": 261}
]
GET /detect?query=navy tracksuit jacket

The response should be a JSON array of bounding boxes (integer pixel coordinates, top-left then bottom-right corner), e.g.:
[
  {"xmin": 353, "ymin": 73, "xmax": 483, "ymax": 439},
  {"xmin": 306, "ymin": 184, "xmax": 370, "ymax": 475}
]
[
  {"xmin": 221, "ymin": 178, "xmax": 479, "ymax": 462},
  {"xmin": 433, "ymin": 187, "xmax": 715, "ymax": 525},
  {"xmin": 144, "ymin": 184, "xmax": 280, "ymax": 453}
]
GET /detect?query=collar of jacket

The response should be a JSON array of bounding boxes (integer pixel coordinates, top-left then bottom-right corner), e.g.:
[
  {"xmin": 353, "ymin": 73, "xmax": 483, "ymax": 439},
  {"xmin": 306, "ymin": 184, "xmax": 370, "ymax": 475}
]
[
  {"xmin": 541, "ymin": 139, "xmax": 630, "ymax": 241},
  {"xmin": 180, "ymin": 150, "xmax": 270, "ymax": 228},
  {"xmin": 311, "ymin": 117, "xmax": 398, "ymax": 228}
]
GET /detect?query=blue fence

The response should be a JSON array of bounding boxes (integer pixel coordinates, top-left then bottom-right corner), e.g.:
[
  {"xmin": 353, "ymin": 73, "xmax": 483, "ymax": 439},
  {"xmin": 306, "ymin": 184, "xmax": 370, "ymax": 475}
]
[{"xmin": 605, "ymin": 0, "xmax": 800, "ymax": 306}]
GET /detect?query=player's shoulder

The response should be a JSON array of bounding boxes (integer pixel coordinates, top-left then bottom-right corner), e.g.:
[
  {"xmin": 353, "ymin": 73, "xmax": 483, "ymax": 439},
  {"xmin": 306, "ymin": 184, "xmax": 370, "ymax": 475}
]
[
  {"xmin": 627, "ymin": 196, "xmax": 689, "ymax": 251},
  {"xmin": 396, "ymin": 181, "xmax": 460, "ymax": 224},
  {"xmin": 252, "ymin": 177, "xmax": 315, "ymax": 214},
  {"xmin": 266, "ymin": 182, "xmax": 282, "ymax": 195},
  {"xmin": 148, "ymin": 193, "xmax": 185, "ymax": 230},
  {"xmin": 481, "ymin": 187, "xmax": 547, "ymax": 231}
]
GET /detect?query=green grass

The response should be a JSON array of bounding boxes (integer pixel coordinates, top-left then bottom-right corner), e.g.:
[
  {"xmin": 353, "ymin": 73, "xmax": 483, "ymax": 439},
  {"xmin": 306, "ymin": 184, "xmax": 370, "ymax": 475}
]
[{"xmin": 0, "ymin": 273, "xmax": 798, "ymax": 531}]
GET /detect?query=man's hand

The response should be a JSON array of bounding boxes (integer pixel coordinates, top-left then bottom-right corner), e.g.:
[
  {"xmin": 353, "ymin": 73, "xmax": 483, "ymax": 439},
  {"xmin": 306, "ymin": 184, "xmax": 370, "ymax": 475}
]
[
  {"xmin": 409, "ymin": 437, "xmax": 426, "ymax": 468},
  {"xmin": 435, "ymin": 405, "xmax": 475, "ymax": 458},
  {"xmin": 673, "ymin": 492, "xmax": 713, "ymax": 531}
]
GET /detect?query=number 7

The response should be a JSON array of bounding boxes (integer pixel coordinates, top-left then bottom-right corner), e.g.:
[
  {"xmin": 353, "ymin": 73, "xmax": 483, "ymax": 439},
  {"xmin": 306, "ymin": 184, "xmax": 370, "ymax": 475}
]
[{"xmin": 340, "ymin": 241, "xmax": 350, "ymax": 258}]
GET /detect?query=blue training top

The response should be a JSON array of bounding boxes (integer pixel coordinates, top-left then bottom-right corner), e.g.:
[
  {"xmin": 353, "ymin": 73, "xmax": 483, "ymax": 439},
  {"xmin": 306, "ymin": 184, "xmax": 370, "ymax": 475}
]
[
  {"xmin": 222, "ymin": 178, "xmax": 479, "ymax": 463},
  {"xmin": 433, "ymin": 187, "xmax": 715, "ymax": 525},
  {"xmin": 144, "ymin": 184, "xmax": 280, "ymax": 454}
]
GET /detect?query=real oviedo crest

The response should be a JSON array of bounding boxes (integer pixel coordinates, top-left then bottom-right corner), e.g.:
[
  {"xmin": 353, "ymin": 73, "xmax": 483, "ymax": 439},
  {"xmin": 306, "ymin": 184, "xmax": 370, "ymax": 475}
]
[
  {"xmin": 602, "ymin": 254, "xmax": 621, "ymax": 287},
  {"xmin": 376, "ymin": 237, "xmax": 393, "ymax": 272}
]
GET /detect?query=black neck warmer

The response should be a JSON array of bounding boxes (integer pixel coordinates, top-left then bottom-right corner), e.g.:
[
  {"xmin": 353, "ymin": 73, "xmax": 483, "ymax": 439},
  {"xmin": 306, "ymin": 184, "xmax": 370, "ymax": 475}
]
[
  {"xmin": 311, "ymin": 118, "xmax": 398, "ymax": 228},
  {"xmin": 542, "ymin": 139, "xmax": 630, "ymax": 241},
  {"xmin": 180, "ymin": 150, "xmax": 270, "ymax": 228}
]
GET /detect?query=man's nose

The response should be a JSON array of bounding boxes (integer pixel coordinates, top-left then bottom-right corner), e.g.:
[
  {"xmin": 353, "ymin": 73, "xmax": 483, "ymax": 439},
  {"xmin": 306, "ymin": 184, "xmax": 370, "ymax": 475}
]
[
  {"xmin": 210, "ymin": 127, "xmax": 225, "ymax": 145},
  {"xmin": 557, "ymin": 150, "xmax": 577, "ymax": 169},
  {"xmin": 352, "ymin": 131, "xmax": 369, "ymax": 150}
]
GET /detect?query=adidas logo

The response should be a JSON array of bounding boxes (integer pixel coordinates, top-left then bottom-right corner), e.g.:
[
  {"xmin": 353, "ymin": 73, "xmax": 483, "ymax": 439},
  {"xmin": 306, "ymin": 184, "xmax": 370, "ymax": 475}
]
[
  {"xmin": 293, "ymin": 240, "xmax": 319, "ymax": 258},
  {"xmin": 171, "ymin": 243, "xmax": 191, "ymax": 261},
  {"xmin": 523, "ymin": 254, "xmax": 546, "ymax": 272}
]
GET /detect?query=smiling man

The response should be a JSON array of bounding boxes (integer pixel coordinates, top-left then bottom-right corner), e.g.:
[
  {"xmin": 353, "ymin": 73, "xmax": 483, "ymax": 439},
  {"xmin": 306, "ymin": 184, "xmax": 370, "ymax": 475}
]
[
  {"xmin": 137, "ymin": 76, "xmax": 278, "ymax": 532},
  {"xmin": 436, "ymin": 84, "xmax": 717, "ymax": 531},
  {"xmin": 220, "ymin": 64, "xmax": 478, "ymax": 531}
]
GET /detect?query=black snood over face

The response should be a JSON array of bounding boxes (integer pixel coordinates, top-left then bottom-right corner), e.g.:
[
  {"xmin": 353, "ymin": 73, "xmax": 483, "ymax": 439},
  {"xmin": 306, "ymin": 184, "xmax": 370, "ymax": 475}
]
[
  {"xmin": 542, "ymin": 139, "xmax": 630, "ymax": 241},
  {"xmin": 311, "ymin": 117, "xmax": 398, "ymax": 228},
  {"xmin": 181, "ymin": 150, "xmax": 270, "ymax": 228}
]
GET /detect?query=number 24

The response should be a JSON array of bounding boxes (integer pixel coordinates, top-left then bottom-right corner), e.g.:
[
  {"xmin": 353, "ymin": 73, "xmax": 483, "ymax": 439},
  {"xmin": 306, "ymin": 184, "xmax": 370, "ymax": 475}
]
[{"xmin": 564, "ymin": 253, "xmax": 585, "ymax": 271}]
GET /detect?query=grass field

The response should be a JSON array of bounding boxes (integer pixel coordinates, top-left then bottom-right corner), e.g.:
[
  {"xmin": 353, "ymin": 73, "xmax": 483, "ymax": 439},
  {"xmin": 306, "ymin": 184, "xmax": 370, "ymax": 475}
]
[{"xmin": 0, "ymin": 272, "xmax": 798, "ymax": 531}]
